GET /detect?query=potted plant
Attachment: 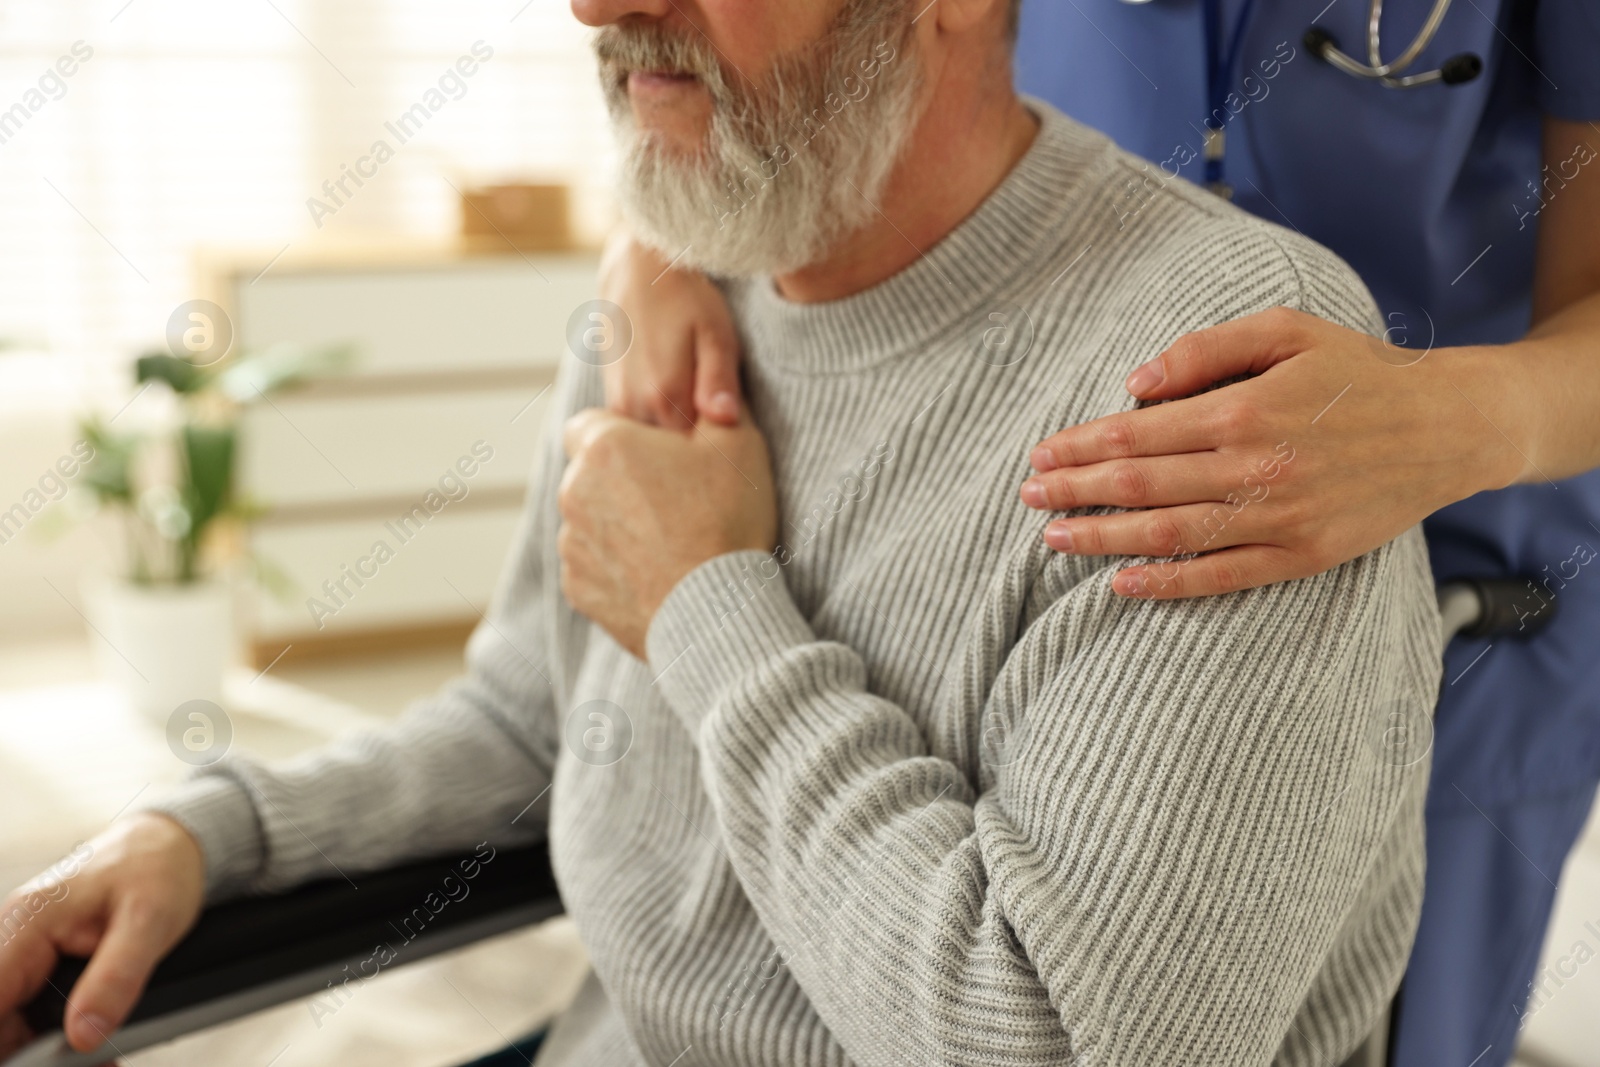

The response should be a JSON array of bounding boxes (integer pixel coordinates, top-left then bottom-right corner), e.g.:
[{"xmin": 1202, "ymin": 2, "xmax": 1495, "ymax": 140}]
[{"xmin": 75, "ymin": 342, "xmax": 350, "ymax": 720}]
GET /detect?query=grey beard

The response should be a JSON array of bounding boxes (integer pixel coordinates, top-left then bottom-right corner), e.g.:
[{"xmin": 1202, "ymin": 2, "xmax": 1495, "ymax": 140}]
[{"xmin": 600, "ymin": 12, "xmax": 920, "ymax": 277}]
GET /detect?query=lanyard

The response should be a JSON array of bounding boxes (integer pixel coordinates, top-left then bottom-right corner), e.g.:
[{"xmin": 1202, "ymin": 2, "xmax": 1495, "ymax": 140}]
[{"xmin": 1200, "ymin": 0, "xmax": 1258, "ymax": 197}]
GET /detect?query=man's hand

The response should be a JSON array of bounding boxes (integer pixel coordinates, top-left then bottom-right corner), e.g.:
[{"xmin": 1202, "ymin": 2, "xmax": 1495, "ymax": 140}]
[
  {"xmin": 559, "ymin": 407, "xmax": 777, "ymax": 657},
  {"xmin": 0, "ymin": 814, "xmax": 206, "ymax": 1057}
]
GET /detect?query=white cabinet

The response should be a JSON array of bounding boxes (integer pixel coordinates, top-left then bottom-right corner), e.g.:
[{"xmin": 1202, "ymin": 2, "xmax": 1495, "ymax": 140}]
[
  {"xmin": 232, "ymin": 256, "xmax": 594, "ymax": 376},
  {"xmin": 217, "ymin": 247, "xmax": 597, "ymax": 663}
]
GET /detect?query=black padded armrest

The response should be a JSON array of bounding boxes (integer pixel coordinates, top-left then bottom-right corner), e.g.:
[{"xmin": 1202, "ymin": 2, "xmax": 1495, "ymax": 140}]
[{"xmin": 12, "ymin": 843, "xmax": 562, "ymax": 1067}]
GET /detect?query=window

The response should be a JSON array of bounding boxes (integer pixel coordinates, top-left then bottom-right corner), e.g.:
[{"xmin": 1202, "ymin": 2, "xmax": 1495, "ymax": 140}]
[{"xmin": 0, "ymin": 0, "xmax": 613, "ymax": 399}]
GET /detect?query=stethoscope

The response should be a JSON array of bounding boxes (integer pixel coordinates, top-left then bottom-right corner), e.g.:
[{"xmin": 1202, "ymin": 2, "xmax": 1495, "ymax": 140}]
[
  {"xmin": 1301, "ymin": 0, "xmax": 1483, "ymax": 88},
  {"xmin": 1116, "ymin": 0, "xmax": 1485, "ymax": 196}
]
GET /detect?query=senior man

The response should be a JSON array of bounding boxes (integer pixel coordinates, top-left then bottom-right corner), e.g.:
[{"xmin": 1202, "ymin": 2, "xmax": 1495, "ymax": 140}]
[{"xmin": 0, "ymin": 0, "xmax": 1443, "ymax": 1064}]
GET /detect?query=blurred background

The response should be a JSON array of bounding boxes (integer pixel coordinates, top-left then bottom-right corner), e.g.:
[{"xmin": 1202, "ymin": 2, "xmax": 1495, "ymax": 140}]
[
  {"xmin": 0, "ymin": 2, "xmax": 1595, "ymax": 1065},
  {"xmin": 1, "ymin": 2, "xmax": 604, "ymax": 1063}
]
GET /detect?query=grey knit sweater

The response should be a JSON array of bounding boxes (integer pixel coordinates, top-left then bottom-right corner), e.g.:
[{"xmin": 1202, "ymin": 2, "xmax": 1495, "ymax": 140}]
[{"xmin": 148, "ymin": 102, "xmax": 1442, "ymax": 1067}]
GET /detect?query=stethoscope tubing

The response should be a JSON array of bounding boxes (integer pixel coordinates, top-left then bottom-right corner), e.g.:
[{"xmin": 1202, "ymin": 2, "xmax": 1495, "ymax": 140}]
[
  {"xmin": 1121, "ymin": 0, "xmax": 1477, "ymax": 89},
  {"xmin": 1166, "ymin": 0, "xmax": 1482, "ymax": 191}
]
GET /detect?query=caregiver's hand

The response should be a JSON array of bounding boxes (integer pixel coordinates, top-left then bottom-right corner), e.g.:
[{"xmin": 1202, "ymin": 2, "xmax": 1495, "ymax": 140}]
[
  {"xmin": 1021, "ymin": 306, "xmax": 1520, "ymax": 599},
  {"xmin": 0, "ymin": 813, "xmax": 206, "ymax": 1057},
  {"xmin": 598, "ymin": 232, "xmax": 743, "ymax": 431}
]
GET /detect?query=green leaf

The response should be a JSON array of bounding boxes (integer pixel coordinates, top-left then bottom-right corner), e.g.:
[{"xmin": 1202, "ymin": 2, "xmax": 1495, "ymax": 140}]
[
  {"xmin": 181, "ymin": 423, "xmax": 236, "ymax": 540},
  {"xmin": 217, "ymin": 342, "xmax": 356, "ymax": 403},
  {"xmin": 78, "ymin": 419, "xmax": 137, "ymax": 503}
]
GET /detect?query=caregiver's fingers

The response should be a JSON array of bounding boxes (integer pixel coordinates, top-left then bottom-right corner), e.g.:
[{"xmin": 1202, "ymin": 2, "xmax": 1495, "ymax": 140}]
[
  {"xmin": 1029, "ymin": 393, "xmax": 1231, "ymax": 473},
  {"xmin": 1021, "ymin": 453, "xmax": 1242, "ymax": 512},
  {"xmin": 1123, "ymin": 306, "xmax": 1321, "ymax": 401},
  {"xmin": 1110, "ymin": 545, "xmax": 1311, "ymax": 600},
  {"xmin": 1042, "ymin": 500, "xmax": 1268, "ymax": 559}
]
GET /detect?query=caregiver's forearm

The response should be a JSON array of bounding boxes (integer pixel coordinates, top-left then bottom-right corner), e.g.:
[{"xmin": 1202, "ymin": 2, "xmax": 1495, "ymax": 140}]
[
  {"xmin": 1498, "ymin": 116, "xmax": 1600, "ymax": 485},
  {"xmin": 1448, "ymin": 117, "xmax": 1600, "ymax": 490},
  {"xmin": 1447, "ymin": 290, "xmax": 1600, "ymax": 489},
  {"xmin": 1511, "ymin": 289, "xmax": 1600, "ymax": 483}
]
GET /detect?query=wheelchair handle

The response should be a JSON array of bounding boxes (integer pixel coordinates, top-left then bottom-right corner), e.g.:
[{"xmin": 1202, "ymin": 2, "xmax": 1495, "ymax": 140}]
[{"xmin": 1437, "ymin": 576, "xmax": 1558, "ymax": 642}]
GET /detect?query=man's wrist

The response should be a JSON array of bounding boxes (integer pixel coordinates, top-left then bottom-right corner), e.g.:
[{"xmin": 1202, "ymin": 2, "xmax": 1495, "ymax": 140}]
[
  {"xmin": 132, "ymin": 811, "xmax": 207, "ymax": 890},
  {"xmin": 137, "ymin": 773, "xmax": 265, "ymax": 899},
  {"xmin": 645, "ymin": 550, "xmax": 815, "ymax": 735}
]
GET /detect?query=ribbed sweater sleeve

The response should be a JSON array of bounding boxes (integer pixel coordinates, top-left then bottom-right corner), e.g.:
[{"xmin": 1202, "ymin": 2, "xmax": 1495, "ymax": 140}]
[
  {"xmin": 140, "ymin": 382, "xmax": 574, "ymax": 900},
  {"xmin": 645, "ymin": 524, "xmax": 1439, "ymax": 1065}
]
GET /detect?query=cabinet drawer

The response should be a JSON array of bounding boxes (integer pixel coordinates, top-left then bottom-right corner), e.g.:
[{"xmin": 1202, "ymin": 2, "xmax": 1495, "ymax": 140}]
[
  {"xmin": 251, "ymin": 505, "xmax": 524, "ymax": 640},
  {"xmin": 239, "ymin": 385, "xmax": 553, "ymax": 509},
  {"xmin": 233, "ymin": 255, "xmax": 598, "ymax": 375}
]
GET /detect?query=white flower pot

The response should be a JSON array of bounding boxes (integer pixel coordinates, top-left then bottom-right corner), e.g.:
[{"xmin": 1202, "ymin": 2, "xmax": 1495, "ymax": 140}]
[{"xmin": 83, "ymin": 578, "xmax": 236, "ymax": 723}]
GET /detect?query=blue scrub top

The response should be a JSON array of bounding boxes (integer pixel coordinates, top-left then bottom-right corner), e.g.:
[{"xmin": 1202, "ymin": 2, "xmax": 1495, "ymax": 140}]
[
  {"xmin": 1016, "ymin": 0, "xmax": 1600, "ymax": 805},
  {"xmin": 1015, "ymin": 1, "xmax": 1600, "ymax": 1061}
]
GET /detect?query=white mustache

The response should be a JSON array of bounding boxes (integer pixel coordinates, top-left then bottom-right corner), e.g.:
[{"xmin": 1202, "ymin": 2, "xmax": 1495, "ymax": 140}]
[{"xmin": 594, "ymin": 26, "xmax": 724, "ymax": 88}]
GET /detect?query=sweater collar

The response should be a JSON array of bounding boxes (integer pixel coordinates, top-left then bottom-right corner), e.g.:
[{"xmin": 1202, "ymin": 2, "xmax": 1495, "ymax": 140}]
[{"xmin": 731, "ymin": 100, "xmax": 1111, "ymax": 377}]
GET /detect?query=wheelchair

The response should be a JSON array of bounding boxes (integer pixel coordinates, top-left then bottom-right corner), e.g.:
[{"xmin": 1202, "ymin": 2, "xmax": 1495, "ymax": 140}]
[{"xmin": 5, "ymin": 577, "xmax": 1556, "ymax": 1067}]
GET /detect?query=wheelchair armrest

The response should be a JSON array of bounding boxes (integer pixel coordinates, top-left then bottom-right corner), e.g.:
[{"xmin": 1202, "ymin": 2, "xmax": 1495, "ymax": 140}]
[
  {"xmin": 11, "ymin": 843, "xmax": 562, "ymax": 1067},
  {"xmin": 1437, "ymin": 576, "xmax": 1557, "ymax": 641}
]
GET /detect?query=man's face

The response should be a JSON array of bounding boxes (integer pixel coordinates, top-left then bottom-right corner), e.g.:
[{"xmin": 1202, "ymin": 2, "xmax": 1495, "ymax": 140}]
[
  {"xmin": 587, "ymin": 2, "xmax": 842, "ymax": 158},
  {"xmin": 574, "ymin": 0, "xmax": 924, "ymax": 276}
]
